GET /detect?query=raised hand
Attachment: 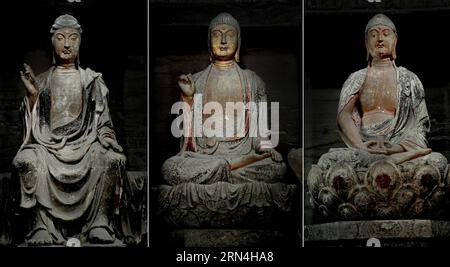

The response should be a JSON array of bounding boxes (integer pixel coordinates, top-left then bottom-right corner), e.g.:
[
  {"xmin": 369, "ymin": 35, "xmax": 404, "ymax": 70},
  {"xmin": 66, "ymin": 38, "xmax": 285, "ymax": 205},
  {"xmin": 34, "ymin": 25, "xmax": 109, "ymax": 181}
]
[
  {"xmin": 178, "ymin": 74, "xmax": 194, "ymax": 97},
  {"xmin": 20, "ymin": 63, "xmax": 38, "ymax": 96}
]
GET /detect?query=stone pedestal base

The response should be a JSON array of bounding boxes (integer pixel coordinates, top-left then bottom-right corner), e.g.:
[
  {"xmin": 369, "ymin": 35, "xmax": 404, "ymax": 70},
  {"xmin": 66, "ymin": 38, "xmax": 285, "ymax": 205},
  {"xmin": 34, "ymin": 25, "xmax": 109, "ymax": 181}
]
[
  {"xmin": 153, "ymin": 181, "xmax": 298, "ymax": 247},
  {"xmin": 169, "ymin": 229, "xmax": 297, "ymax": 247},
  {"xmin": 155, "ymin": 182, "xmax": 297, "ymax": 228},
  {"xmin": 305, "ymin": 219, "xmax": 450, "ymax": 247},
  {"xmin": 18, "ymin": 238, "xmax": 126, "ymax": 247}
]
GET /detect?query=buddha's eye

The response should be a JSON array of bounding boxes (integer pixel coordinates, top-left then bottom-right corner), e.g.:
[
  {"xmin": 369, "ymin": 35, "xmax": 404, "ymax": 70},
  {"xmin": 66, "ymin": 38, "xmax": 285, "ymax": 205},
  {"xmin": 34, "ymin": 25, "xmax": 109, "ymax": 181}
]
[
  {"xmin": 227, "ymin": 31, "xmax": 236, "ymax": 38},
  {"xmin": 212, "ymin": 31, "xmax": 221, "ymax": 38},
  {"xmin": 56, "ymin": 35, "xmax": 64, "ymax": 41}
]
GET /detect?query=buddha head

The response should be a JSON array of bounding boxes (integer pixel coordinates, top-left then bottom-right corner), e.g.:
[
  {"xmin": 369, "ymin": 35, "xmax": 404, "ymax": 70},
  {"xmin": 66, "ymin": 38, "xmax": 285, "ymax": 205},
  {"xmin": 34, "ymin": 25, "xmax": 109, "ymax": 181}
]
[
  {"xmin": 50, "ymin": 14, "xmax": 82, "ymax": 66},
  {"xmin": 208, "ymin": 13, "xmax": 241, "ymax": 62},
  {"xmin": 365, "ymin": 14, "xmax": 397, "ymax": 63}
]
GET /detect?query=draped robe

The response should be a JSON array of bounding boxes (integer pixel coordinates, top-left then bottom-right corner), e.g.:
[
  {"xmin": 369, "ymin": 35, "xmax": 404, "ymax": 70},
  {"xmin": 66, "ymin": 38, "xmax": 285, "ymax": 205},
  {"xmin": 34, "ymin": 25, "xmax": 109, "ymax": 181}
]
[
  {"xmin": 13, "ymin": 67, "xmax": 126, "ymax": 241},
  {"xmin": 162, "ymin": 63, "xmax": 286, "ymax": 185}
]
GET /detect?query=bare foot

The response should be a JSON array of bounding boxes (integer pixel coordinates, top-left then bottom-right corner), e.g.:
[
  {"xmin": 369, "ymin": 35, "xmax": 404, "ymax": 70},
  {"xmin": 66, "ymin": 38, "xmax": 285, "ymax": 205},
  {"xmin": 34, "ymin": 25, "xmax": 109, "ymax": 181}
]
[
  {"xmin": 88, "ymin": 228, "xmax": 115, "ymax": 244},
  {"xmin": 26, "ymin": 229, "xmax": 53, "ymax": 246}
]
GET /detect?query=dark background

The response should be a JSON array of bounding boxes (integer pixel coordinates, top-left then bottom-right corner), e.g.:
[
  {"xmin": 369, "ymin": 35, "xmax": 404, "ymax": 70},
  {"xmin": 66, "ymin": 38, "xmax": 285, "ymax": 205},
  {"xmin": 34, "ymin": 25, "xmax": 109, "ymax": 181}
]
[
  {"xmin": 305, "ymin": 0, "xmax": 450, "ymax": 224},
  {"xmin": 0, "ymin": 0, "xmax": 148, "ymax": 174}
]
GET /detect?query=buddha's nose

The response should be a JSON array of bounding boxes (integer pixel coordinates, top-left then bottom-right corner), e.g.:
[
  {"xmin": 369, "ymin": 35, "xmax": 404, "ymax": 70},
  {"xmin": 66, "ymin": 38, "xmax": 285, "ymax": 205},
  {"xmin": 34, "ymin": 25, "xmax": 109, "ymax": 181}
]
[{"xmin": 221, "ymin": 35, "xmax": 227, "ymax": 44}]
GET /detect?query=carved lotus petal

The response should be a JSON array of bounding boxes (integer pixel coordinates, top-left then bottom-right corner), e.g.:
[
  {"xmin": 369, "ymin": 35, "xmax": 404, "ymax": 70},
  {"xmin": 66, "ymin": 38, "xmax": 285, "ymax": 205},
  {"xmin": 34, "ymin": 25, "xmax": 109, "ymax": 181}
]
[
  {"xmin": 309, "ymin": 196, "xmax": 319, "ymax": 208},
  {"xmin": 307, "ymin": 164, "xmax": 324, "ymax": 200},
  {"xmin": 318, "ymin": 205, "xmax": 330, "ymax": 217},
  {"xmin": 349, "ymin": 186, "xmax": 374, "ymax": 215},
  {"xmin": 366, "ymin": 160, "xmax": 401, "ymax": 199},
  {"xmin": 338, "ymin": 203, "xmax": 361, "ymax": 220},
  {"xmin": 325, "ymin": 162, "xmax": 357, "ymax": 200},
  {"xmin": 412, "ymin": 164, "xmax": 441, "ymax": 197},
  {"xmin": 374, "ymin": 203, "xmax": 399, "ymax": 219},
  {"xmin": 391, "ymin": 183, "xmax": 420, "ymax": 212},
  {"xmin": 409, "ymin": 199, "xmax": 426, "ymax": 217},
  {"xmin": 318, "ymin": 187, "xmax": 341, "ymax": 210},
  {"xmin": 427, "ymin": 185, "xmax": 446, "ymax": 210},
  {"xmin": 445, "ymin": 165, "xmax": 450, "ymax": 187}
]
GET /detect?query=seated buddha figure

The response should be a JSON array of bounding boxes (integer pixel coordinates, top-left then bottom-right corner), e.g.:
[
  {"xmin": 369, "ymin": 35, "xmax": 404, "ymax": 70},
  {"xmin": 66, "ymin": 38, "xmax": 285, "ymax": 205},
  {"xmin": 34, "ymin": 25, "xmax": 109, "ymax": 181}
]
[
  {"xmin": 161, "ymin": 12, "xmax": 286, "ymax": 185},
  {"xmin": 157, "ymin": 13, "xmax": 296, "ymax": 229},
  {"xmin": 307, "ymin": 14, "xmax": 447, "ymax": 220},
  {"xmin": 12, "ymin": 15, "xmax": 127, "ymax": 245}
]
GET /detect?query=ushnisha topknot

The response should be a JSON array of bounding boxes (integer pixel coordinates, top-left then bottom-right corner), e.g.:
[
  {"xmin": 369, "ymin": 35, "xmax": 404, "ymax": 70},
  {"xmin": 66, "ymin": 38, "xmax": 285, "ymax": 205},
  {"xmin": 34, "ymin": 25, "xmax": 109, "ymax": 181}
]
[
  {"xmin": 208, "ymin": 12, "xmax": 240, "ymax": 33},
  {"xmin": 50, "ymin": 14, "xmax": 82, "ymax": 34},
  {"xmin": 365, "ymin": 13, "xmax": 396, "ymax": 37}
]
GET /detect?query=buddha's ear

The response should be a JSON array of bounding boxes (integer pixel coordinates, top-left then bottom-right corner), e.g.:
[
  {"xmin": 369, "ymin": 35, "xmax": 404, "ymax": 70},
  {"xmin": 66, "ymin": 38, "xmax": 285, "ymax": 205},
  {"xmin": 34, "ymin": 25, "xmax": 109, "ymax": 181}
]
[
  {"xmin": 234, "ymin": 34, "xmax": 241, "ymax": 62},
  {"xmin": 209, "ymin": 51, "xmax": 213, "ymax": 62},
  {"xmin": 208, "ymin": 31, "xmax": 213, "ymax": 62},
  {"xmin": 392, "ymin": 36, "xmax": 397, "ymax": 61},
  {"xmin": 365, "ymin": 39, "xmax": 371, "ymax": 62}
]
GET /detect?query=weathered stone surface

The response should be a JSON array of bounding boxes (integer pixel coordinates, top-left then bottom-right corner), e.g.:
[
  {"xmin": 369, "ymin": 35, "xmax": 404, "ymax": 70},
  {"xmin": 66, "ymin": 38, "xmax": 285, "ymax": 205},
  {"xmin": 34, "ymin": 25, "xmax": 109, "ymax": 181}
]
[
  {"xmin": 156, "ymin": 182, "xmax": 296, "ymax": 228},
  {"xmin": 121, "ymin": 171, "xmax": 148, "ymax": 245},
  {"xmin": 308, "ymin": 156, "xmax": 449, "ymax": 220},
  {"xmin": 305, "ymin": 219, "xmax": 450, "ymax": 247},
  {"xmin": 170, "ymin": 229, "xmax": 295, "ymax": 247},
  {"xmin": 18, "ymin": 238, "xmax": 126, "ymax": 247},
  {"xmin": 305, "ymin": 85, "xmax": 450, "ymax": 226},
  {"xmin": 0, "ymin": 171, "xmax": 147, "ymax": 246}
]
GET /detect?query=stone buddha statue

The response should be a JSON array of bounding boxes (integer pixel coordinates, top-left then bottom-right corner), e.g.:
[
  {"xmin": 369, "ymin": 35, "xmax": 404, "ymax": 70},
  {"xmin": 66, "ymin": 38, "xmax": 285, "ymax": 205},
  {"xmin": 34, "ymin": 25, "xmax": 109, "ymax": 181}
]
[
  {"xmin": 337, "ymin": 14, "xmax": 435, "ymax": 163},
  {"xmin": 157, "ymin": 13, "xmax": 296, "ymax": 231},
  {"xmin": 12, "ymin": 15, "xmax": 127, "ymax": 245},
  {"xmin": 162, "ymin": 12, "xmax": 286, "ymax": 185},
  {"xmin": 307, "ymin": 14, "xmax": 448, "ymax": 220}
]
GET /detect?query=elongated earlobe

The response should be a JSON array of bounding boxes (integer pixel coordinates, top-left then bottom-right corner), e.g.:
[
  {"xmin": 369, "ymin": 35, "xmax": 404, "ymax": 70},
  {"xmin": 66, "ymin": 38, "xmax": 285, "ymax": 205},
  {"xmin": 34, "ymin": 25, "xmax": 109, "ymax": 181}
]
[
  {"xmin": 365, "ymin": 40, "xmax": 371, "ymax": 62},
  {"xmin": 392, "ymin": 37, "xmax": 397, "ymax": 60}
]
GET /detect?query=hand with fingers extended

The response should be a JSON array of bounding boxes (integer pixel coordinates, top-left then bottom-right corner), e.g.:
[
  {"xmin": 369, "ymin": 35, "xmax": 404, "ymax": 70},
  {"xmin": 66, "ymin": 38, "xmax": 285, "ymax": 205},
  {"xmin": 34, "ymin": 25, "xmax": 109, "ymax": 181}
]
[
  {"xmin": 20, "ymin": 63, "xmax": 38, "ymax": 97},
  {"xmin": 99, "ymin": 136, "xmax": 123, "ymax": 153}
]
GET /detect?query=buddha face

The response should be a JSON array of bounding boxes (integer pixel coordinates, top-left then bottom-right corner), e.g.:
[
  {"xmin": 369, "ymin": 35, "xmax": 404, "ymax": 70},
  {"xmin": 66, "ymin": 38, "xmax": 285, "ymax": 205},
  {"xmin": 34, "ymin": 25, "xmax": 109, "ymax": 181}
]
[
  {"xmin": 366, "ymin": 25, "xmax": 397, "ymax": 61},
  {"xmin": 210, "ymin": 24, "xmax": 238, "ymax": 61},
  {"xmin": 52, "ymin": 27, "xmax": 81, "ymax": 64}
]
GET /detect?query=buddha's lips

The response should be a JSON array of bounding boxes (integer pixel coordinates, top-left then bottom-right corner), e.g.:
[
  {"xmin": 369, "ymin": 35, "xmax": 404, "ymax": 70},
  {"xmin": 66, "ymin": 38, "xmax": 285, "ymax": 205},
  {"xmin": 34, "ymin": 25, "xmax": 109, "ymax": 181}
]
[{"xmin": 220, "ymin": 47, "xmax": 228, "ymax": 51}]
